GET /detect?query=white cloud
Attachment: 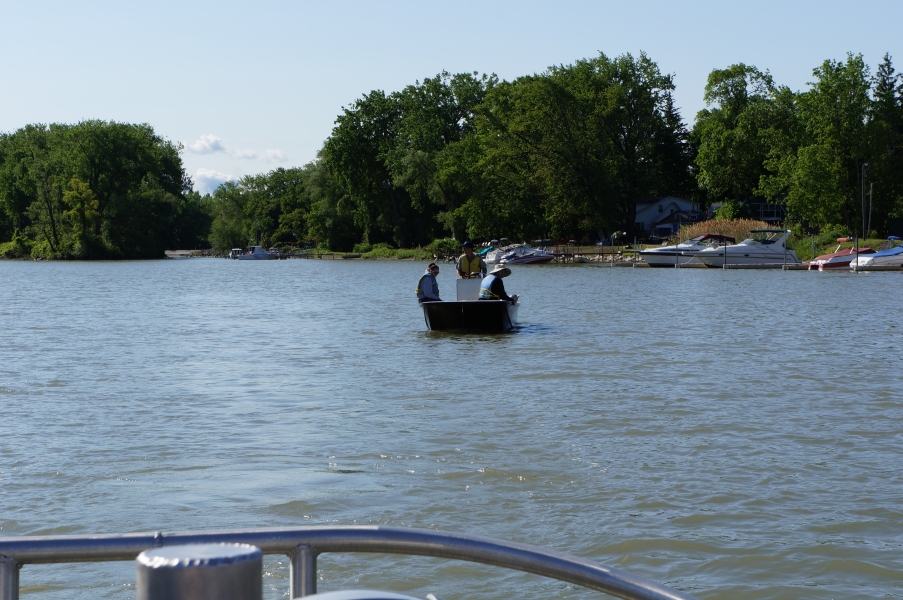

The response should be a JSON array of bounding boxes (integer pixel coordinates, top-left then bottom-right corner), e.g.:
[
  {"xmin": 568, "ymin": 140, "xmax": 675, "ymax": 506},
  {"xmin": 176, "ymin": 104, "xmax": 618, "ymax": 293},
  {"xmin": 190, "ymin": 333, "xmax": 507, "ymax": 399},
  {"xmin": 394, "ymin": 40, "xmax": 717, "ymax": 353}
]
[
  {"xmin": 231, "ymin": 148, "xmax": 258, "ymax": 159},
  {"xmin": 193, "ymin": 168, "xmax": 235, "ymax": 194},
  {"xmin": 188, "ymin": 134, "xmax": 226, "ymax": 154},
  {"xmin": 186, "ymin": 134, "xmax": 289, "ymax": 163},
  {"xmin": 266, "ymin": 149, "xmax": 288, "ymax": 162}
]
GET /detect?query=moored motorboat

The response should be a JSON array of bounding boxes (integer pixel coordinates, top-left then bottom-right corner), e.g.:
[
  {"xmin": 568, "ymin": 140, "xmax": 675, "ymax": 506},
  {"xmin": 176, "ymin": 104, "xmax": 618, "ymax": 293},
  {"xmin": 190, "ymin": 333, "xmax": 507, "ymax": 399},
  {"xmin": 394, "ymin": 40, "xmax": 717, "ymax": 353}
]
[
  {"xmin": 485, "ymin": 242, "xmax": 554, "ymax": 264},
  {"xmin": 496, "ymin": 244, "xmax": 554, "ymax": 265},
  {"xmin": 639, "ymin": 233, "xmax": 735, "ymax": 267},
  {"xmin": 695, "ymin": 229, "xmax": 801, "ymax": 267},
  {"xmin": 237, "ymin": 246, "xmax": 278, "ymax": 260},
  {"xmin": 808, "ymin": 238, "xmax": 874, "ymax": 270},
  {"xmin": 849, "ymin": 237, "xmax": 903, "ymax": 269}
]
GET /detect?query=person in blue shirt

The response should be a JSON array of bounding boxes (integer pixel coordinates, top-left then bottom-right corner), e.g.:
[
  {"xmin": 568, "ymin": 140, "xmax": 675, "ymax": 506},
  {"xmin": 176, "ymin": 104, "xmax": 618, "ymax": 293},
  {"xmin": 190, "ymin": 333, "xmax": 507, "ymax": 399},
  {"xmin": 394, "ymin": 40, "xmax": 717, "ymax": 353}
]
[
  {"xmin": 416, "ymin": 263, "xmax": 442, "ymax": 302},
  {"xmin": 479, "ymin": 265, "xmax": 518, "ymax": 303}
]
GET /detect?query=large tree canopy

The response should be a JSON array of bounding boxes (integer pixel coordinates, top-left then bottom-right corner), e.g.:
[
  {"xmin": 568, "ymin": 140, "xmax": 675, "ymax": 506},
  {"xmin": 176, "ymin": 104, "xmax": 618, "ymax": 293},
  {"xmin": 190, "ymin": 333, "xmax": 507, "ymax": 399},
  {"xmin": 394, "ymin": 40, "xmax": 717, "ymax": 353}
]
[
  {"xmin": 693, "ymin": 64, "xmax": 778, "ymax": 203},
  {"xmin": 0, "ymin": 120, "xmax": 199, "ymax": 258},
  {"xmin": 6, "ymin": 51, "xmax": 903, "ymax": 259},
  {"xmin": 758, "ymin": 53, "xmax": 902, "ymax": 232},
  {"xmin": 472, "ymin": 52, "xmax": 691, "ymax": 239},
  {"xmin": 321, "ymin": 72, "xmax": 495, "ymax": 248}
]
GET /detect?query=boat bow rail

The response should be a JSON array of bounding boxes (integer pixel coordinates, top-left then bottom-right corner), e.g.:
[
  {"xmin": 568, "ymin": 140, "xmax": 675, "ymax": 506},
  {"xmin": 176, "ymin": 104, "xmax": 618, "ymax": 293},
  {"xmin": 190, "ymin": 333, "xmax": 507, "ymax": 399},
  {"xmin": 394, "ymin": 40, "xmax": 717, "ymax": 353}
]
[{"xmin": 0, "ymin": 526, "xmax": 697, "ymax": 600}]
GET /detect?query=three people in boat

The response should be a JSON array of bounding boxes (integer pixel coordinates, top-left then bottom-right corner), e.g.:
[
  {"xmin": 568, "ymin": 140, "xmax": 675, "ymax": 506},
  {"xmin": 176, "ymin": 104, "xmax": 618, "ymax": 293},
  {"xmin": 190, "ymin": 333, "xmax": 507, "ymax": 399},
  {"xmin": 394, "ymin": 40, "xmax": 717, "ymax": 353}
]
[
  {"xmin": 416, "ymin": 263, "xmax": 442, "ymax": 303},
  {"xmin": 456, "ymin": 241, "xmax": 487, "ymax": 279},
  {"xmin": 479, "ymin": 265, "xmax": 518, "ymax": 304}
]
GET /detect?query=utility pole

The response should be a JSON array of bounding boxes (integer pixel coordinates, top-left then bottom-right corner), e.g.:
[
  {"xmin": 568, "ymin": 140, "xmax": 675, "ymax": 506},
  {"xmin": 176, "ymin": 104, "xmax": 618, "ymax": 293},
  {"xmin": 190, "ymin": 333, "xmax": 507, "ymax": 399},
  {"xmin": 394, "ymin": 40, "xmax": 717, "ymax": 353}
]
[
  {"xmin": 861, "ymin": 163, "xmax": 869, "ymax": 239},
  {"xmin": 868, "ymin": 183, "xmax": 874, "ymax": 239}
]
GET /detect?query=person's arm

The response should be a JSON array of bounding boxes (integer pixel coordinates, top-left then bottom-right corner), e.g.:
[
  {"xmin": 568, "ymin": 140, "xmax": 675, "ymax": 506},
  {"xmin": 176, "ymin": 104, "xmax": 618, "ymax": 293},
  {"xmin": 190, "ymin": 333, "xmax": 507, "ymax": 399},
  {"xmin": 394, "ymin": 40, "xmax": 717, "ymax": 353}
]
[
  {"xmin": 428, "ymin": 275, "xmax": 441, "ymax": 300},
  {"xmin": 455, "ymin": 256, "xmax": 465, "ymax": 278},
  {"xmin": 479, "ymin": 258, "xmax": 488, "ymax": 277},
  {"xmin": 491, "ymin": 278, "xmax": 512, "ymax": 301},
  {"xmin": 416, "ymin": 275, "xmax": 427, "ymax": 300}
]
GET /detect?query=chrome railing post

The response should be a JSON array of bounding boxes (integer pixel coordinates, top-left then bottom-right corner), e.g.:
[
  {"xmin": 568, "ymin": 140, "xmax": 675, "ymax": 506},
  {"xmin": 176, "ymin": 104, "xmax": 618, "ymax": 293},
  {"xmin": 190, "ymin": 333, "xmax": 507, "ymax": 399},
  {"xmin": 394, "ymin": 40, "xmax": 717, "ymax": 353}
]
[
  {"xmin": 289, "ymin": 544, "xmax": 317, "ymax": 598},
  {"xmin": 0, "ymin": 555, "xmax": 20, "ymax": 600}
]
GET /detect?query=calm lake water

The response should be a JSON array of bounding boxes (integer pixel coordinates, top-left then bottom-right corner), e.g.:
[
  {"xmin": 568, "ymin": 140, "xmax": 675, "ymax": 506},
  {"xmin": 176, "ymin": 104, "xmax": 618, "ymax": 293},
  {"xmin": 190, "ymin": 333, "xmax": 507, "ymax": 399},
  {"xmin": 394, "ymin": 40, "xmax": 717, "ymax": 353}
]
[{"xmin": 1, "ymin": 258, "xmax": 902, "ymax": 599}]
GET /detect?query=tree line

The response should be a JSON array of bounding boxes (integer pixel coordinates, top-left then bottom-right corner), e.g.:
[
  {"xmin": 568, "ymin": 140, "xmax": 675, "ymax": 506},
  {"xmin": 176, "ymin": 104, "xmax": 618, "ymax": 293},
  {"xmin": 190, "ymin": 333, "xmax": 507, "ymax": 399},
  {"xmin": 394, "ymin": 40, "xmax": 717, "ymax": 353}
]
[
  {"xmin": 0, "ymin": 121, "xmax": 209, "ymax": 258},
  {"xmin": 208, "ymin": 50, "xmax": 903, "ymax": 253},
  {"xmin": 3, "ymin": 51, "xmax": 903, "ymax": 258}
]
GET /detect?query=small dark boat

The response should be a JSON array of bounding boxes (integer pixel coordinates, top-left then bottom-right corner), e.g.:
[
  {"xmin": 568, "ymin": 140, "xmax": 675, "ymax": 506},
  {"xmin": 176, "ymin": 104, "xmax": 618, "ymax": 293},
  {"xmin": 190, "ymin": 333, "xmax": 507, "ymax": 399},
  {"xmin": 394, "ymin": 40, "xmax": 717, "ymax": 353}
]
[{"xmin": 421, "ymin": 300, "xmax": 519, "ymax": 332}]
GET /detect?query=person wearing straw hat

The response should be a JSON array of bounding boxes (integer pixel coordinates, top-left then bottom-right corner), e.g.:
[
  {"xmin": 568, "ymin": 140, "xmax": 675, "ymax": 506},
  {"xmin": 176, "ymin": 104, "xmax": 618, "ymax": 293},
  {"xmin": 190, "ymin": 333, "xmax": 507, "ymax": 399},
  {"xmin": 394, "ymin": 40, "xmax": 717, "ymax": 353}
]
[
  {"xmin": 456, "ymin": 241, "xmax": 487, "ymax": 279},
  {"xmin": 479, "ymin": 265, "xmax": 518, "ymax": 303}
]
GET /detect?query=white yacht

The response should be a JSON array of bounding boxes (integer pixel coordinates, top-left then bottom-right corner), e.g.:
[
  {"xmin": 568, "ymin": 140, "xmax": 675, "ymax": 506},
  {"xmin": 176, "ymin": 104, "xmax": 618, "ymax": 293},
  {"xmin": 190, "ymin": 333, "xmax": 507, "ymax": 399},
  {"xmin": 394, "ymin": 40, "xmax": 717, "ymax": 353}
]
[
  {"xmin": 236, "ymin": 246, "xmax": 278, "ymax": 260},
  {"xmin": 638, "ymin": 234, "xmax": 735, "ymax": 267},
  {"xmin": 695, "ymin": 229, "xmax": 801, "ymax": 267}
]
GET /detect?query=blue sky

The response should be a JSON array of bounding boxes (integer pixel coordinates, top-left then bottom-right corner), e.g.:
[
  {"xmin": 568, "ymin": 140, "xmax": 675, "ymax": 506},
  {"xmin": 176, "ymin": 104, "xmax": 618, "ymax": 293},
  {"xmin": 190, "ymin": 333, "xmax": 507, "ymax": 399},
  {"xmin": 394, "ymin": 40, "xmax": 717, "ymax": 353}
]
[{"xmin": 1, "ymin": 0, "xmax": 900, "ymax": 193}]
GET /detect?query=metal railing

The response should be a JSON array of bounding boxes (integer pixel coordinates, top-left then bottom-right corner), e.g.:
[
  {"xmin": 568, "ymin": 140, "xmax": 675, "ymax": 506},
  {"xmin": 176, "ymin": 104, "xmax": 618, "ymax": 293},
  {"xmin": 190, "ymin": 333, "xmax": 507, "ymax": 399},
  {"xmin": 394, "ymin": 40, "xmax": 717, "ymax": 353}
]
[{"xmin": 0, "ymin": 526, "xmax": 698, "ymax": 600}]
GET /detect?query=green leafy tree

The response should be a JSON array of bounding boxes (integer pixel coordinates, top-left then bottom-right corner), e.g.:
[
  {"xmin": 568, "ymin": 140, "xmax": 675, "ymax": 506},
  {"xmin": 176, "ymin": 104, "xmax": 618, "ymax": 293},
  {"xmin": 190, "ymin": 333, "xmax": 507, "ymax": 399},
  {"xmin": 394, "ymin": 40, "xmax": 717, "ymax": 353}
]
[
  {"xmin": 0, "ymin": 120, "xmax": 196, "ymax": 258},
  {"xmin": 865, "ymin": 53, "xmax": 903, "ymax": 232},
  {"xmin": 206, "ymin": 167, "xmax": 313, "ymax": 251},
  {"xmin": 474, "ymin": 52, "xmax": 684, "ymax": 239},
  {"xmin": 171, "ymin": 190, "xmax": 213, "ymax": 249},
  {"xmin": 388, "ymin": 72, "xmax": 495, "ymax": 240},
  {"xmin": 207, "ymin": 181, "xmax": 249, "ymax": 252},
  {"xmin": 322, "ymin": 90, "xmax": 409, "ymax": 246},
  {"xmin": 760, "ymin": 54, "xmax": 872, "ymax": 230},
  {"xmin": 693, "ymin": 64, "xmax": 776, "ymax": 204},
  {"xmin": 305, "ymin": 159, "xmax": 360, "ymax": 251},
  {"xmin": 61, "ymin": 177, "xmax": 100, "ymax": 257}
]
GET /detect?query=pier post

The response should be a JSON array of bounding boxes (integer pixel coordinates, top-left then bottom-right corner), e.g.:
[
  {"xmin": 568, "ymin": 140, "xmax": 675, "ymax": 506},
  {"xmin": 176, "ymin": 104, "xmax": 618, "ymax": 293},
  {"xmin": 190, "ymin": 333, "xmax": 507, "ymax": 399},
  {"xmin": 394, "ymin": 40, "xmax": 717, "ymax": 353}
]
[
  {"xmin": 0, "ymin": 555, "xmax": 20, "ymax": 600},
  {"xmin": 136, "ymin": 544, "xmax": 261, "ymax": 600},
  {"xmin": 289, "ymin": 544, "xmax": 318, "ymax": 598}
]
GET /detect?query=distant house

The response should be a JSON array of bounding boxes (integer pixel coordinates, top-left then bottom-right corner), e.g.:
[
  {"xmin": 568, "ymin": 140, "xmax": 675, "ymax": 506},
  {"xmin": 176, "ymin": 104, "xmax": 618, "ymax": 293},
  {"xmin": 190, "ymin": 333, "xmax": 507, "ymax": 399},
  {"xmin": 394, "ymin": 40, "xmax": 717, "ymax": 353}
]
[{"xmin": 635, "ymin": 197, "xmax": 703, "ymax": 237}]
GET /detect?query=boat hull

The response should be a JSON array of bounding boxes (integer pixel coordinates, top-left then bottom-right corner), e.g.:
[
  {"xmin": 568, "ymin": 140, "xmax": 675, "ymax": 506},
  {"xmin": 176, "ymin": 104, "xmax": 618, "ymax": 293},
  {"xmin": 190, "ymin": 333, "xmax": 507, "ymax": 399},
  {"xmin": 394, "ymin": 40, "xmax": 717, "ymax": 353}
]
[
  {"xmin": 499, "ymin": 256, "xmax": 554, "ymax": 265},
  {"xmin": 851, "ymin": 256, "xmax": 903, "ymax": 268},
  {"xmin": 639, "ymin": 252, "xmax": 703, "ymax": 267},
  {"xmin": 850, "ymin": 248, "xmax": 903, "ymax": 269},
  {"xmin": 814, "ymin": 258, "xmax": 856, "ymax": 270},
  {"xmin": 421, "ymin": 301, "xmax": 519, "ymax": 332},
  {"xmin": 696, "ymin": 251, "xmax": 801, "ymax": 268},
  {"xmin": 236, "ymin": 254, "xmax": 277, "ymax": 260}
]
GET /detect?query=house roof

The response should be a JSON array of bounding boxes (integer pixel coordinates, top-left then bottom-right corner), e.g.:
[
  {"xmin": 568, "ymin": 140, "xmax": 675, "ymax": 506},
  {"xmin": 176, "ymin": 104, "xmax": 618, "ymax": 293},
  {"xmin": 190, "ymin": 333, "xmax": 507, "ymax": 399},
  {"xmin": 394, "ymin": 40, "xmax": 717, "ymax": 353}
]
[
  {"xmin": 653, "ymin": 210, "xmax": 695, "ymax": 226},
  {"xmin": 636, "ymin": 197, "xmax": 697, "ymax": 218}
]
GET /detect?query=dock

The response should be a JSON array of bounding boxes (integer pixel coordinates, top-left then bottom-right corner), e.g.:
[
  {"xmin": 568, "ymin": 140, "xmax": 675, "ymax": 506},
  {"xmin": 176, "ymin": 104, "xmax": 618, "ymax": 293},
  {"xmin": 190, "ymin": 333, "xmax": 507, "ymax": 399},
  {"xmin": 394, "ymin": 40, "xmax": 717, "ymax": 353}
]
[{"xmin": 851, "ymin": 264, "xmax": 903, "ymax": 272}]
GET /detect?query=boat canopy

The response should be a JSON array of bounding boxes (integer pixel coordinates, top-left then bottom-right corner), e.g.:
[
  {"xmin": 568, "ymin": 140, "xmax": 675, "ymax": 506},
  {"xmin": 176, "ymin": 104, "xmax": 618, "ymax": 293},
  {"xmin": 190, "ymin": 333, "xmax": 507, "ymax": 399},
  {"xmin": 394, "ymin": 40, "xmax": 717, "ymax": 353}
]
[{"xmin": 691, "ymin": 233, "xmax": 736, "ymax": 243}]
